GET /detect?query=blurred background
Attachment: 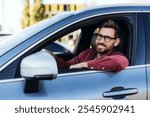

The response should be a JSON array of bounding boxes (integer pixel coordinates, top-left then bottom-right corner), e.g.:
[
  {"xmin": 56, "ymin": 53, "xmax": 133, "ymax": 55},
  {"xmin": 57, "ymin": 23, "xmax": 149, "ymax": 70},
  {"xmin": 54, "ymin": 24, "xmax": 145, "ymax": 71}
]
[{"xmin": 0, "ymin": 0, "xmax": 149, "ymax": 48}]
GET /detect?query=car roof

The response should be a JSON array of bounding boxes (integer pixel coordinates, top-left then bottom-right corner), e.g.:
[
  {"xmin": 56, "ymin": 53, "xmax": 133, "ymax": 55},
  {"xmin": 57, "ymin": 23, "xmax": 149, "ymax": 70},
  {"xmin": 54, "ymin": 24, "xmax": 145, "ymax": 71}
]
[
  {"xmin": 86, "ymin": 3, "xmax": 150, "ymax": 9},
  {"xmin": 78, "ymin": 3, "xmax": 150, "ymax": 14}
]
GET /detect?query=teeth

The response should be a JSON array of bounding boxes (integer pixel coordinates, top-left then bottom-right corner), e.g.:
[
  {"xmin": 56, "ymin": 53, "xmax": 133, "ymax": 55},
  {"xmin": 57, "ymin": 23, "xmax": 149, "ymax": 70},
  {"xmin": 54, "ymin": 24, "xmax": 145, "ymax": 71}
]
[{"xmin": 98, "ymin": 45, "xmax": 105, "ymax": 49}]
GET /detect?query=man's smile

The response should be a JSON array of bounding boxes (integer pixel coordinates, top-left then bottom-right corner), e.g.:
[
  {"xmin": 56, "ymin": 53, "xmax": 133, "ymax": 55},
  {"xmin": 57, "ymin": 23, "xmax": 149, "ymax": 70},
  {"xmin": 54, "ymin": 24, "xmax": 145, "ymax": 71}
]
[{"xmin": 96, "ymin": 44, "xmax": 106, "ymax": 50}]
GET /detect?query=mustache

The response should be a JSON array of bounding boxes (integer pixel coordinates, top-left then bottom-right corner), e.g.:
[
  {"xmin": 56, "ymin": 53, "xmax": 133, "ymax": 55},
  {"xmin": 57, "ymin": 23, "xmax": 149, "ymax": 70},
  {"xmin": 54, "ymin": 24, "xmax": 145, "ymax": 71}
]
[{"xmin": 96, "ymin": 43, "xmax": 107, "ymax": 48}]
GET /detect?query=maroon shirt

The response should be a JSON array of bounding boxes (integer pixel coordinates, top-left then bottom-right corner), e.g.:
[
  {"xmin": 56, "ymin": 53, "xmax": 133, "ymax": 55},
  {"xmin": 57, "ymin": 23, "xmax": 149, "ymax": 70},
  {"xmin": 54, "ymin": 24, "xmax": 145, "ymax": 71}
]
[{"xmin": 55, "ymin": 48, "xmax": 129, "ymax": 72}]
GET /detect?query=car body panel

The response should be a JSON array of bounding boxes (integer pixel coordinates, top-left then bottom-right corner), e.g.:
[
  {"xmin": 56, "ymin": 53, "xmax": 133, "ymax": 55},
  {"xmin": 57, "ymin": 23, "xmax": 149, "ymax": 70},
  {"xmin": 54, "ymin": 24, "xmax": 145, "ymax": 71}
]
[{"xmin": 0, "ymin": 66, "xmax": 146, "ymax": 100}]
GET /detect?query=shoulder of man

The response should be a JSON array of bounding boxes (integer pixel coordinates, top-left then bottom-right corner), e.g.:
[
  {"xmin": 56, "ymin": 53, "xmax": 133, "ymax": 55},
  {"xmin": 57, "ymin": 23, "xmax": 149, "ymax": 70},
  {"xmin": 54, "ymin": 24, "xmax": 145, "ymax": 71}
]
[
  {"xmin": 110, "ymin": 50, "xmax": 126, "ymax": 56},
  {"xmin": 107, "ymin": 51, "xmax": 129, "ymax": 69}
]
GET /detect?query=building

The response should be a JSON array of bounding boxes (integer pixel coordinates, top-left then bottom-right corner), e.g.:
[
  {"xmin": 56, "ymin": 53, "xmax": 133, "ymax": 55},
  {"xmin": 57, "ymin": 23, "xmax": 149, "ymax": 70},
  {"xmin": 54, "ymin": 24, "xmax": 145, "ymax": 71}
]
[{"xmin": 0, "ymin": 0, "xmax": 149, "ymax": 33}]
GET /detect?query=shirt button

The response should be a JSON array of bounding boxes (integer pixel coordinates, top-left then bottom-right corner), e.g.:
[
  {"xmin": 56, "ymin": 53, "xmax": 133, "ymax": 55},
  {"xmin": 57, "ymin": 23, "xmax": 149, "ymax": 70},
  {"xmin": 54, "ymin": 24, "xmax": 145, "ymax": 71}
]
[{"xmin": 91, "ymin": 67, "xmax": 93, "ymax": 69}]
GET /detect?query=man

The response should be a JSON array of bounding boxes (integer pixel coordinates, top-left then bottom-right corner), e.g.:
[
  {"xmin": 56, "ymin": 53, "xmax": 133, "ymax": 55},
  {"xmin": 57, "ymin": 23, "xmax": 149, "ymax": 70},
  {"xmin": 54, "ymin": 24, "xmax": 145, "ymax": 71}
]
[{"xmin": 47, "ymin": 20, "xmax": 129, "ymax": 72}]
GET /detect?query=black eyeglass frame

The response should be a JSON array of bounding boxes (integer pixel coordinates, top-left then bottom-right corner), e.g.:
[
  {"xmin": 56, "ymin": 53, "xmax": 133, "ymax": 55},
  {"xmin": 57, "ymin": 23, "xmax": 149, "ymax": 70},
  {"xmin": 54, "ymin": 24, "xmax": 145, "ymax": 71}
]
[{"xmin": 95, "ymin": 33, "xmax": 117, "ymax": 43}]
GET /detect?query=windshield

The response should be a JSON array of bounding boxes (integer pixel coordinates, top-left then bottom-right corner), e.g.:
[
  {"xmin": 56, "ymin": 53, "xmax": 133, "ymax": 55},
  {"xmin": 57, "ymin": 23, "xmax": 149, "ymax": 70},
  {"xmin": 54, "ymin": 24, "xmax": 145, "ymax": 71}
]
[{"xmin": 0, "ymin": 12, "xmax": 74, "ymax": 56}]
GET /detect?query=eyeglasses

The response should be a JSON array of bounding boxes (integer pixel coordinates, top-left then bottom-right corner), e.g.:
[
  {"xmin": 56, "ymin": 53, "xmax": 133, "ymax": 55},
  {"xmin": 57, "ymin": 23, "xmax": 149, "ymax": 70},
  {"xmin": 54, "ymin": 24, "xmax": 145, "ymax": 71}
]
[{"xmin": 95, "ymin": 33, "xmax": 117, "ymax": 43}]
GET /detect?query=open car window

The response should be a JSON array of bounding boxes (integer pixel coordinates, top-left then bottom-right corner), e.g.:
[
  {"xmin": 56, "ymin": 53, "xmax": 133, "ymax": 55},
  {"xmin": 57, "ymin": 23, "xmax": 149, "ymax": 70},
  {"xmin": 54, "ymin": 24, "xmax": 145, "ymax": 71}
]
[{"xmin": 56, "ymin": 18, "xmax": 133, "ymax": 74}]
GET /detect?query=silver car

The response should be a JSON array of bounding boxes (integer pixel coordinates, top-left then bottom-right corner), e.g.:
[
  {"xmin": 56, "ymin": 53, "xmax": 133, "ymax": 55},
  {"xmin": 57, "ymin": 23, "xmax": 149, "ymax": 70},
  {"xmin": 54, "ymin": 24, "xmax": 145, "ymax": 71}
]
[{"xmin": 0, "ymin": 4, "xmax": 150, "ymax": 99}]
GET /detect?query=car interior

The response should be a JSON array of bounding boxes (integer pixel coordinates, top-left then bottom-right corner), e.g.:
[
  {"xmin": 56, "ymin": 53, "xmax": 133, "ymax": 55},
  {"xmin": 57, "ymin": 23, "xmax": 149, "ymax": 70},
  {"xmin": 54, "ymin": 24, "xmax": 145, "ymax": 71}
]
[{"xmin": 56, "ymin": 17, "xmax": 133, "ymax": 73}]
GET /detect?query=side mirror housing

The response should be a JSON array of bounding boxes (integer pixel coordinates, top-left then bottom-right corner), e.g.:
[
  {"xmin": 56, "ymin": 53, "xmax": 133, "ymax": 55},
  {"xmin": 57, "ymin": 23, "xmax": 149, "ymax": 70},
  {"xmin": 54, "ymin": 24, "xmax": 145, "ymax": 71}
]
[
  {"xmin": 21, "ymin": 51, "xmax": 58, "ymax": 79},
  {"xmin": 20, "ymin": 51, "xmax": 58, "ymax": 93}
]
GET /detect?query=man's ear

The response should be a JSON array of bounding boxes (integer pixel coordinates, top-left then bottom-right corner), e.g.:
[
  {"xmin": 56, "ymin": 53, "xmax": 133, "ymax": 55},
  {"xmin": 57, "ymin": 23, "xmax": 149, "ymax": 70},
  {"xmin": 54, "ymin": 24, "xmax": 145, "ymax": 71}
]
[{"xmin": 114, "ymin": 38, "xmax": 120, "ymax": 47}]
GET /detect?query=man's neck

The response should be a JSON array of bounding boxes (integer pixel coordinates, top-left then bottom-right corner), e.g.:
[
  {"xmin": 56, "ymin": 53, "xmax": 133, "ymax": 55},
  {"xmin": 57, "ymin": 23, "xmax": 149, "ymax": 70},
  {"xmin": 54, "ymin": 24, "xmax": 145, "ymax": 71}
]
[{"xmin": 95, "ymin": 53, "xmax": 102, "ymax": 59}]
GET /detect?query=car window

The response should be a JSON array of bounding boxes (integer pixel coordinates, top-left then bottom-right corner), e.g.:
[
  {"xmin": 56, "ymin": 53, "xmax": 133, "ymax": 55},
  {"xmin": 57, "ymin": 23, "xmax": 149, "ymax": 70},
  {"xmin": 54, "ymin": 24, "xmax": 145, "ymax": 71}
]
[
  {"xmin": 43, "ymin": 29, "xmax": 81, "ymax": 55},
  {"xmin": 54, "ymin": 29, "xmax": 81, "ymax": 53},
  {"xmin": 57, "ymin": 18, "xmax": 134, "ymax": 74}
]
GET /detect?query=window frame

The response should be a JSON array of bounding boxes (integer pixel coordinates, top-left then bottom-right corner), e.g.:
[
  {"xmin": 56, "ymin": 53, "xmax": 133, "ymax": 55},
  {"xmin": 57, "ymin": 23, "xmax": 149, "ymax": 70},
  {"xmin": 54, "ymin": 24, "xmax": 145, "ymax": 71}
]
[{"xmin": 0, "ymin": 12, "xmax": 137, "ymax": 78}]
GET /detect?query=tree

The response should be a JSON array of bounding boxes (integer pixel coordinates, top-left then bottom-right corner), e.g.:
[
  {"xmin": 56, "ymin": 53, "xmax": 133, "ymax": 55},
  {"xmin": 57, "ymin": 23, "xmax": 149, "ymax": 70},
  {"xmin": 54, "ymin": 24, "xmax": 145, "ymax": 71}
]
[
  {"xmin": 21, "ymin": 0, "xmax": 30, "ymax": 29},
  {"xmin": 29, "ymin": 0, "xmax": 46, "ymax": 25}
]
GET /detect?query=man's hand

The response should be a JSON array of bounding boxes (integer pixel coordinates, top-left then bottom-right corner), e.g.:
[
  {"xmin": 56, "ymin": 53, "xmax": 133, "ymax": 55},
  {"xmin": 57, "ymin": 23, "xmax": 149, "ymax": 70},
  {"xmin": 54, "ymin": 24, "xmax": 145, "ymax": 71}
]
[
  {"xmin": 70, "ymin": 62, "xmax": 88, "ymax": 69},
  {"xmin": 41, "ymin": 49, "xmax": 55, "ymax": 56}
]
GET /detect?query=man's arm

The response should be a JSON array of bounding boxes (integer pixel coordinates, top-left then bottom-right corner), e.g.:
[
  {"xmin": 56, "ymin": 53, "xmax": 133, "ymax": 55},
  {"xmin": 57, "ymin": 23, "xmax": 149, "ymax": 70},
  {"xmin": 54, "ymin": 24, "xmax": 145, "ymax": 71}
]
[
  {"xmin": 87, "ymin": 55, "xmax": 129, "ymax": 71},
  {"xmin": 70, "ymin": 62, "xmax": 88, "ymax": 69},
  {"xmin": 42, "ymin": 49, "xmax": 88, "ymax": 69}
]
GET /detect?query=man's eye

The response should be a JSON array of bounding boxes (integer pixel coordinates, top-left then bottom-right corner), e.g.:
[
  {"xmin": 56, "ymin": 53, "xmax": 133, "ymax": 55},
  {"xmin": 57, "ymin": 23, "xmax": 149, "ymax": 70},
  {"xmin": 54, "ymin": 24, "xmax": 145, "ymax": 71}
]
[
  {"xmin": 105, "ymin": 37, "xmax": 110, "ymax": 40},
  {"xmin": 98, "ymin": 35, "xmax": 103, "ymax": 38}
]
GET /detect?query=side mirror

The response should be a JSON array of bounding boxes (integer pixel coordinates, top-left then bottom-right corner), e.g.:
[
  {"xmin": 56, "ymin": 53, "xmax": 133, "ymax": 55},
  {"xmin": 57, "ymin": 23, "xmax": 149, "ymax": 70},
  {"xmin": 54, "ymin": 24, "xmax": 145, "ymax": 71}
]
[{"xmin": 20, "ymin": 51, "xmax": 58, "ymax": 93}]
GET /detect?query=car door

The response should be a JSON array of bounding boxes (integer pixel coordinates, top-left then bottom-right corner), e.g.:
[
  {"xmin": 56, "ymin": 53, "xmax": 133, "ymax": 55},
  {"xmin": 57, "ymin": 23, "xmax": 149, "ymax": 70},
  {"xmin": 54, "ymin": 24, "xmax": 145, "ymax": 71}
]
[
  {"xmin": 47, "ymin": 13, "xmax": 146, "ymax": 100},
  {"xmin": 0, "ymin": 10, "xmax": 147, "ymax": 100},
  {"xmin": 143, "ymin": 13, "xmax": 150, "ymax": 100}
]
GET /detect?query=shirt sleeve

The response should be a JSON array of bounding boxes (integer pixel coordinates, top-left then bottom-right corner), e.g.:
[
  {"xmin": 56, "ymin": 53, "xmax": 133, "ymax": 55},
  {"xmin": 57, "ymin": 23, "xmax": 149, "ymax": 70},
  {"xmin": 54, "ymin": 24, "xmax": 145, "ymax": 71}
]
[
  {"xmin": 55, "ymin": 49, "xmax": 93, "ymax": 69},
  {"xmin": 67, "ymin": 48, "xmax": 94, "ymax": 65},
  {"xmin": 54, "ymin": 56, "xmax": 70, "ymax": 69},
  {"xmin": 87, "ymin": 55, "xmax": 129, "ymax": 72}
]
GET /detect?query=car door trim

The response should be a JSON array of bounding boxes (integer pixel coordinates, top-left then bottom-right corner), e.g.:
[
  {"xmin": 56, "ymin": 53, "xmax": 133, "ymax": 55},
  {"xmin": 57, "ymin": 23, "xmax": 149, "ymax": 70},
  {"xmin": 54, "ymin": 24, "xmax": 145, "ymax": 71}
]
[
  {"xmin": 0, "ymin": 78, "xmax": 24, "ymax": 84},
  {"xmin": 55, "ymin": 65, "xmax": 146, "ymax": 77},
  {"xmin": 146, "ymin": 64, "xmax": 150, "ymax": 67},
  {"xmin": 0, "ymin": 64, "xmax": 146, "ymax": 83}
]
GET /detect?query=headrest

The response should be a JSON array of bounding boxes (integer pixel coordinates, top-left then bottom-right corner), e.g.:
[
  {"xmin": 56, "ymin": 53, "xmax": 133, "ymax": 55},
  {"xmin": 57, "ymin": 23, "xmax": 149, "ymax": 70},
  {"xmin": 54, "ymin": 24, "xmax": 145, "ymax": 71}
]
[{"xmin": 90, "ymin": 34, "xmax": 96, "ymax": 49}]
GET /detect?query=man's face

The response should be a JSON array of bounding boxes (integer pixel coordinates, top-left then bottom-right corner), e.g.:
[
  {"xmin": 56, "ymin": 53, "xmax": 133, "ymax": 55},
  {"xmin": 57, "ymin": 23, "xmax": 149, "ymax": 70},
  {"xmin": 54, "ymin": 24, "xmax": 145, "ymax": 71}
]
[{"xmin": 95, "ymin": 27, "xmax": 120, "ymax": 54}]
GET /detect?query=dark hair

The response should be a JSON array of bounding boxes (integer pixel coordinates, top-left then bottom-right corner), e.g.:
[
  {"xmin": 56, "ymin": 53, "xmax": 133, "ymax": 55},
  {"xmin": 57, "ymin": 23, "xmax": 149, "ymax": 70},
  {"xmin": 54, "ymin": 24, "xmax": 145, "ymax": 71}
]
[{"xmin": 99, "ymin": 20, "xmax": 120, "ymax": 38}]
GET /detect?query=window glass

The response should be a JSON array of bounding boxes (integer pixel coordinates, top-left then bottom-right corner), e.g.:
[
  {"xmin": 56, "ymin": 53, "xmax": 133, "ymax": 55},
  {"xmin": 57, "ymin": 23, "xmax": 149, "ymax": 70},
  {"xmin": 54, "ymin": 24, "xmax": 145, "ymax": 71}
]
[
  {"xmin": 44, "ymin": 29, "xmax": 81, "ymax": 54},
  {"xmin": 55, "ymin": 29, "xmax": 81, "ymax": 52}
]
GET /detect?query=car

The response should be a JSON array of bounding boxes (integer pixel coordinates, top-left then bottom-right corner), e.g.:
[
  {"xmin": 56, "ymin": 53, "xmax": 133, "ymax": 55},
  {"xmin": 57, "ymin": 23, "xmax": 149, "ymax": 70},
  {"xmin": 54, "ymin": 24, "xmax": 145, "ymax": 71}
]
[{"xmin": 0, "ymin": 4, "xmax": 150, "ymax": 100}]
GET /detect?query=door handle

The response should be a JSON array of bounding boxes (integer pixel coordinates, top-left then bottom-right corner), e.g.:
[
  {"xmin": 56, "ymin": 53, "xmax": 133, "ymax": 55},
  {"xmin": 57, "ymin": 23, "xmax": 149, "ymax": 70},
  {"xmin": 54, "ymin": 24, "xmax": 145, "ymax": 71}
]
[{"xmin": 103, "ymin": 87, "xmax": 138, "ymax": 99}]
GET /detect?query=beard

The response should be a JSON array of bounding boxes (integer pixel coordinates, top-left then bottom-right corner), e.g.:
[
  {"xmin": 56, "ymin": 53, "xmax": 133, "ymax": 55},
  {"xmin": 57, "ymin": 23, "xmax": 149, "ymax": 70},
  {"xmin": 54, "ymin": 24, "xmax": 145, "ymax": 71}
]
[
  {"xmin": 96, "ymin": 50, "xmax": 109, "ymax": 54},
  {"xmin": 96, "ymin": 43, "xmax": 109, "ymax": 54}
]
